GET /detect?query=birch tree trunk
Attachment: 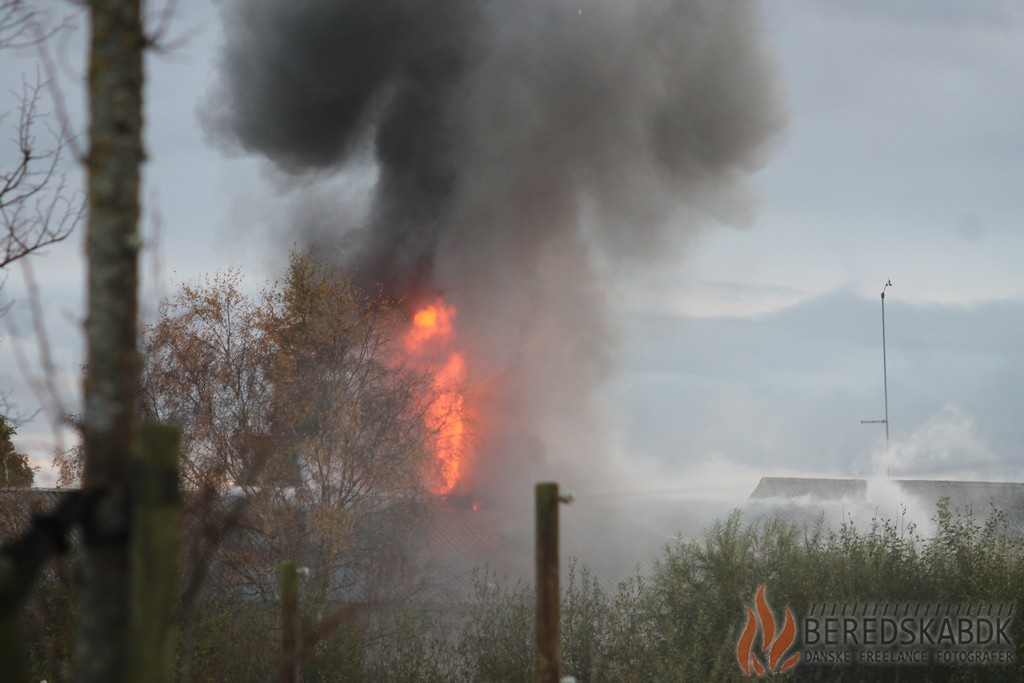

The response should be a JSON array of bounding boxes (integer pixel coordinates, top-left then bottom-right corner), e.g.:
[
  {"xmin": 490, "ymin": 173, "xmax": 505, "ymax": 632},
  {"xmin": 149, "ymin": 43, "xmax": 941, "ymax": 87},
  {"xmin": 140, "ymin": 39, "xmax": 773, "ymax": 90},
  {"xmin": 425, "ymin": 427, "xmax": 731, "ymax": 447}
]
[{"xmin": 76, "ymin": 1, "xmax": 144, "ymax": 681}]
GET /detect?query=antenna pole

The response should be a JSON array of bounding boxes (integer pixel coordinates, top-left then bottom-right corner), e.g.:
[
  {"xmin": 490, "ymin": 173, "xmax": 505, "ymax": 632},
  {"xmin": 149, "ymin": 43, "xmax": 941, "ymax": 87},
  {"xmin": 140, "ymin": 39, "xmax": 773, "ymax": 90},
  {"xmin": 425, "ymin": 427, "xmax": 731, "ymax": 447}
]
[
  {"xmin": 861, "ymin": 280, "xmax": 893, "ymax": 454},
  {"xmin": 881, "ymin": 280, "xmax": 892, "ymax": 452}
]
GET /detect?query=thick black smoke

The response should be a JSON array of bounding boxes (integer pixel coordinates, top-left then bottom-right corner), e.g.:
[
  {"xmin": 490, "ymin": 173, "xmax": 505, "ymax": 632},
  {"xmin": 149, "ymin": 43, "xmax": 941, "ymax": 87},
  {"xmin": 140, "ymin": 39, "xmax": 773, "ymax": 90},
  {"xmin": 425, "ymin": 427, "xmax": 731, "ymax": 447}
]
[{"xmin": 207, "ymin": 0, "xmax": 784, "ymax": 505}]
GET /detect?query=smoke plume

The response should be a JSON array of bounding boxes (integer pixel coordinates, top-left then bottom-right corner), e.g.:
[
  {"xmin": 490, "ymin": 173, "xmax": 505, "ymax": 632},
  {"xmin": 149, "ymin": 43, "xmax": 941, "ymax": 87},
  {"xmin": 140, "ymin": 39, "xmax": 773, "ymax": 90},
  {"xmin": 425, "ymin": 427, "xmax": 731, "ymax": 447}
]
[{"xmin": 207, "ymin": 0, "xmax": 784, "ymax": 506}]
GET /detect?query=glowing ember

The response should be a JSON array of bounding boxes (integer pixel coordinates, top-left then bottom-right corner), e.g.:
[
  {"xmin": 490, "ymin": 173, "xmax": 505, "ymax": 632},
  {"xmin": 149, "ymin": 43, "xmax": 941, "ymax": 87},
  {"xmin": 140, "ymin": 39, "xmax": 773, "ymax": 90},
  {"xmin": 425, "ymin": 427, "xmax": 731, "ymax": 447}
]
[{"xmin": 404, "ymin": 300, "xmax": 466, "ymax": 494}]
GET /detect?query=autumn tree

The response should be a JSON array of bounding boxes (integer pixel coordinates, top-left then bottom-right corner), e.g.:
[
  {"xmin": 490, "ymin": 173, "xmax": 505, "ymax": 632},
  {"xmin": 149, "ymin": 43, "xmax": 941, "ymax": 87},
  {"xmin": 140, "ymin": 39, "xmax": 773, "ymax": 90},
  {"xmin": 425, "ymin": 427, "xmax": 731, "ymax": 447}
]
[
  {"xmin": 141, "ymin": 269, "xmax": 273, "ymax": 490},
  {"xmin": 259, "ymin": 254, "xmax": 434, "ymax": 602},
  {"xmin": 0, "ymin": 415, "xmax": 34, "ymax": 487},
  {"xmin": 139, "ymin": 253, "xmax": 440, "ymax": 675},
  {"xmin": 0, "ymin": 413, "xmax": 35, "ymax": 542}
]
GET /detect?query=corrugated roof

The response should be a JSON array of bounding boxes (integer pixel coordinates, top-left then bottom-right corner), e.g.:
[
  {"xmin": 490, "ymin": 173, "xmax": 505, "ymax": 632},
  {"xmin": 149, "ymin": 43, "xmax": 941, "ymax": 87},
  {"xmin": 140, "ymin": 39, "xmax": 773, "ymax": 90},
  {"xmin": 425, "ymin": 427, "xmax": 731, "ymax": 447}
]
[{"xmin": 750, "ymin": 477, "xmax": 866, "ymax": 501}]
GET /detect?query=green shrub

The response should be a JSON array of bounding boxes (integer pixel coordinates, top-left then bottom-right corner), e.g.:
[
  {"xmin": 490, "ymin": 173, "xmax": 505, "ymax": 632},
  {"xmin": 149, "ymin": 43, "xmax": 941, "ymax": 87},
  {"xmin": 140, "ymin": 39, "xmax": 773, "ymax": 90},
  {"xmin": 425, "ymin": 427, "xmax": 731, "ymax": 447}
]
[{"xmin": 19, "ymin": 500, "xmax": 1024, "ymax": 682}]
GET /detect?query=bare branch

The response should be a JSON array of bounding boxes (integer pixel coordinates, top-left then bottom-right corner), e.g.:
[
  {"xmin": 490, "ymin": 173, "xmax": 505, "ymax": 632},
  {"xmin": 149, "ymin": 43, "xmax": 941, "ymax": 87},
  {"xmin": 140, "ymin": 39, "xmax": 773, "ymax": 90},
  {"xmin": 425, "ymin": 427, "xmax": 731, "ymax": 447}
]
[
  {"xmin": 0, "ymin": 0, "xmax": 37, "ymax": 49},
  {"xmin": 0, "ymin": 69, "xmax": 84, "ymax": 269},
  {"xmin": 27, "ymin": 6, "xmax": 85, "ymax": 162},
  {"xmin": 2, "ymin": 259, "xmax": 71, "ymax": 454},
  {"xmin": 143, "ymin": 0, "xmax": 204, "ymax": 58}
]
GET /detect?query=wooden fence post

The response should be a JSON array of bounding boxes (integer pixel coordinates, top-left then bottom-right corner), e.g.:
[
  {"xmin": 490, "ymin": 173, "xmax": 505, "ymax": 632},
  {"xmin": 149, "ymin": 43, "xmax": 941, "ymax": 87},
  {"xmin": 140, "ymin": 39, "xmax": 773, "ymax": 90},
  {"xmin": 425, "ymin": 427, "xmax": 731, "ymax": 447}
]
[
  {"xmin": 280, "ymin": 560, "xmax": 301, "ymax": 683},
  {"xmin": 130, "ymin": 424, "xmax": 181, "ymax": 683},
  {"xmin": 535, "ymin": 482, "xmax": 560, "ymax": 683}
]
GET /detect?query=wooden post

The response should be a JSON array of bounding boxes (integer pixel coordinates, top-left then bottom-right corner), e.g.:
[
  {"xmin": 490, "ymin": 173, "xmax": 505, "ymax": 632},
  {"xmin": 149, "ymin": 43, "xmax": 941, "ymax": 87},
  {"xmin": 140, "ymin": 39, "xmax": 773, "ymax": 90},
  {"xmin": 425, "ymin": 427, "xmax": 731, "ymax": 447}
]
[
  {"xmin": 279, "ymin": 560, "xmax": 301, "ymax": 683},
  {"xmin": 130, "ymin": 424, "xmax": 181, "ymax": 683},
  {"xmin": 535, "ymin": 482, "xmax": 560, "ymax": 683}
]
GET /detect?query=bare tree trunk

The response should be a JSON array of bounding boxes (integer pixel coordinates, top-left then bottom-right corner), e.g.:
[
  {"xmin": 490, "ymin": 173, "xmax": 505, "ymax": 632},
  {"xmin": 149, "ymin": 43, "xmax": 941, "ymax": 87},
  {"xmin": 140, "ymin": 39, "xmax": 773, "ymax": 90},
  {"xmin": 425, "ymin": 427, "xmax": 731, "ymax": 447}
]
[{"xmin": 76, "ymin": 1, "xmax": 144, "ymax": 681}]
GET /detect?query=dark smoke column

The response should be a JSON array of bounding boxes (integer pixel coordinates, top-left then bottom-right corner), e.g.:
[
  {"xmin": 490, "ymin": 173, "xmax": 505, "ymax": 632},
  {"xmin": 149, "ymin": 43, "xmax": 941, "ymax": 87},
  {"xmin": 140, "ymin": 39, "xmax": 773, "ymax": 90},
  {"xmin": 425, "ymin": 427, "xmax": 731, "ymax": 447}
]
[
  {"xmin": 208, "ymin": 0, "xmax": 477, "ymax": 298},
  {"xmin": 206, "ymin": 0, "xmax": 784, "ymax": 504}
]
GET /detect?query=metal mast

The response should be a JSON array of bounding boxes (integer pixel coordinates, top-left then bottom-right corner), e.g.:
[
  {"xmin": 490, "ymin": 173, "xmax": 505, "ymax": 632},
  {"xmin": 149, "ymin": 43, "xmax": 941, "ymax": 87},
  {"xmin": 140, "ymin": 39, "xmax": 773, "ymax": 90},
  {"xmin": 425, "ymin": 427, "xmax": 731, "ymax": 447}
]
[
  {"xmin": 881, "ymin": 279, "xmax": 892, "ymax": 451},
  {"xmin": 861, "ymin": 280, "xmax": 892, "ymax": 455}
]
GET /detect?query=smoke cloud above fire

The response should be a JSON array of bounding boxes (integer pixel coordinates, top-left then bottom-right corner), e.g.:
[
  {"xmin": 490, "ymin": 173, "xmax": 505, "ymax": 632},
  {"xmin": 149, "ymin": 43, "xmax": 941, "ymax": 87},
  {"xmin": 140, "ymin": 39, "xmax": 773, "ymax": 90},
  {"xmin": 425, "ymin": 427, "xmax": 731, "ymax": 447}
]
[{"xmin": 207, "ymin": 0, "xmax": 784, "ymax": 506}]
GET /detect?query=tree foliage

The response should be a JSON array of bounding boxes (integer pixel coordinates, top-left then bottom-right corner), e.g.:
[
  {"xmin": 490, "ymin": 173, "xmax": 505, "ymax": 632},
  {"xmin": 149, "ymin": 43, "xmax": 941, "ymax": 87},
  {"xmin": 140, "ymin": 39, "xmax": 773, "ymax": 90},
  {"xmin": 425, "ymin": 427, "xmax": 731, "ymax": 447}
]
[
  {"xmin": 257, "ymin": 255, "xmax": 433, "ymax": 603},
  {"xmin": 173, "ymin": 500, "xmax": 1024, "ymax": 683},
  {"xmin": 141, "ymin": 268, "xmax": 273, "ymax": 490},
  {"xmin": 0, "ymin": 414, "xmax": 34, "ymax": 487},
  {"xmin": 137, "ymin": 253, "xmax": 440, "ymax": 677},
  {"xmin": 336, "ymin": 503, "xmax": 1024, "ymax": 683},
  {"xmin": 19, "ymin": 478, "xmax": 1024, "ymax": 682},
  {"xmin": 436, "ymin": 504, "xmax": 1024, "ymax": 683}
]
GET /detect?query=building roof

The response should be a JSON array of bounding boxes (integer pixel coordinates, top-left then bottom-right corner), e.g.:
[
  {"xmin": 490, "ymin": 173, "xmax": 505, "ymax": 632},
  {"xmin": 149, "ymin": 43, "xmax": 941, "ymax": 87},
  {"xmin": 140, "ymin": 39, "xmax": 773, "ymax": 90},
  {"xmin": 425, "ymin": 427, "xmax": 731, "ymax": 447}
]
[
  {"xmin": 751, "ymin": 476, "xmax": 1024, "ymax": 507},
  {"xmin": 749, "ymin": 476, "xmax": 1024, "ymax": 537}
]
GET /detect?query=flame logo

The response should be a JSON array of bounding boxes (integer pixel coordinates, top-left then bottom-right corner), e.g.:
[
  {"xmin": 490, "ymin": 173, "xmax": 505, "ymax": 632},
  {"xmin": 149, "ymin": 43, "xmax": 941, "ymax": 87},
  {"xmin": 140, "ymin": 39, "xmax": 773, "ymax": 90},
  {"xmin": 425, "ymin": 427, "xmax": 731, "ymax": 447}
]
[{"xmin": 736, "ymin": 584, "xmax": 799, "ymax": 676}]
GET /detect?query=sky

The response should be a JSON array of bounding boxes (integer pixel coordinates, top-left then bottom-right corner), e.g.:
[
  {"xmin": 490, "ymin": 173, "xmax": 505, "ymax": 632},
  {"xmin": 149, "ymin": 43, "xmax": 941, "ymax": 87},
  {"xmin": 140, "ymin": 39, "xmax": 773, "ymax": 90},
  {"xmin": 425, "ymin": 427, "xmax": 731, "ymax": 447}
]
[{"xmin": 1, "ymin": 0, "xmax": 1023, "ymax": 504}]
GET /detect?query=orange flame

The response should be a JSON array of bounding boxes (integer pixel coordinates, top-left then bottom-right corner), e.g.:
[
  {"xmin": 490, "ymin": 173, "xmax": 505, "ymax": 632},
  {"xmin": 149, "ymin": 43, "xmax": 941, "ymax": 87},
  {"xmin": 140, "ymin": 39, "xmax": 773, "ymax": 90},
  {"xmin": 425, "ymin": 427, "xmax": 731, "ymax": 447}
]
[
  {"xmin": 736, "ymin": 584, "xmax": 799, "ymax": 676},
  {"xmin": 404, "ymin": 300, "xmax": 466, "ymax": 494},
  {"xmin": 405, "ymin": 303, "xmax": 456, "ymax": 353}
]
